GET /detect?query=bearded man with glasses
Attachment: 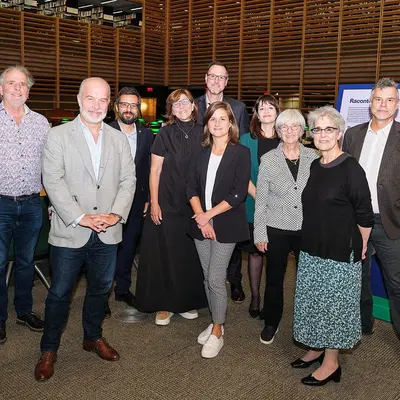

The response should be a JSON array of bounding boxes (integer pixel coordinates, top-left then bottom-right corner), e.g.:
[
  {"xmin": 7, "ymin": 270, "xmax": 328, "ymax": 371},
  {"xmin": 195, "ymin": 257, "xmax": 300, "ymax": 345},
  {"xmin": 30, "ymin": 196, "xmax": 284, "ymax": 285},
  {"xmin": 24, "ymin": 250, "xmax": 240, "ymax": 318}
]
[{"xmin": 106, "ymin": 87, "xmax": 154, "ymax": 318}]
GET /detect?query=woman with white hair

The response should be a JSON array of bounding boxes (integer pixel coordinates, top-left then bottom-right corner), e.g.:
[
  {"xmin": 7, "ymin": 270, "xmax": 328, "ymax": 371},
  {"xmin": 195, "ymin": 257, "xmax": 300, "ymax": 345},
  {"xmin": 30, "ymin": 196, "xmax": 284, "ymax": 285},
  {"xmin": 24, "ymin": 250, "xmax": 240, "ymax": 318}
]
[
  {"xmin": 254, "ymin": 109, "xmax": 318, "ymax": 345},
  {"xmin": 292, "ymin": 106, "xmax": 374, "ymax": 386}
]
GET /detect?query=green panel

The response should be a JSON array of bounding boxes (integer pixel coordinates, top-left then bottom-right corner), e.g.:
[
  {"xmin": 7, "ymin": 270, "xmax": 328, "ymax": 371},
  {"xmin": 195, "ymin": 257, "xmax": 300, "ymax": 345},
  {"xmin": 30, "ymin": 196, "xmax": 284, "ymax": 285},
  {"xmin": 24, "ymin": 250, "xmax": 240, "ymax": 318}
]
[{"xmin": 372, "ymin": 295, "xmax": 391, "ymax": 322}]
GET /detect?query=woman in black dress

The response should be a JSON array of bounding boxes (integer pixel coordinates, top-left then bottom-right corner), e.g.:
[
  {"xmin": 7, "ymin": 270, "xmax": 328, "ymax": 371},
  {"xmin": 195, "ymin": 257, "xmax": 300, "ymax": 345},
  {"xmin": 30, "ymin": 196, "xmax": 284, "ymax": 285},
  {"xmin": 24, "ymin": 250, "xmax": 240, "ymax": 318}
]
[{"xmin": 136, "ymin": 89, "xmax": 207, "ymax": 325}]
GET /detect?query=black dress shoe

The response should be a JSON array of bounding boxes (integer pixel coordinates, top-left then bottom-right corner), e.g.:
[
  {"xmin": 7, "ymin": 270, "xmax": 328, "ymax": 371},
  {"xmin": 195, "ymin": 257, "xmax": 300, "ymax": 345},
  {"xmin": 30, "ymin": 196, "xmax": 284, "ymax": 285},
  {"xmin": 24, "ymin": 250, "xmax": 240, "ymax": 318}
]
[
  {"xmin": 16, "ymin": 312, "xmax": 44, "ymax": 332},
  {"xmin": 0, "ymin": 321, "xmax": 6, "ymax": 344},
  {"xmin": 115, "ymin": 291, "xmax": 137, "ymax": 308},
  {"xmin": 362, "ymin": 326, "xmax": 374, "ymax": 335},
  {"xmin": 230, "ymin": 285, "xmax": 245, "ymax": 303},
  {"xmin": 301, "ymin": 366, "xmax": 341, "ymax": 386},
  {"xmin": 248, "ymin": 308, "xmax": 260, "ymax": 318},
  {"xmin": 291, "ymin": 352, "xmax": 324, "ymax": 368}
]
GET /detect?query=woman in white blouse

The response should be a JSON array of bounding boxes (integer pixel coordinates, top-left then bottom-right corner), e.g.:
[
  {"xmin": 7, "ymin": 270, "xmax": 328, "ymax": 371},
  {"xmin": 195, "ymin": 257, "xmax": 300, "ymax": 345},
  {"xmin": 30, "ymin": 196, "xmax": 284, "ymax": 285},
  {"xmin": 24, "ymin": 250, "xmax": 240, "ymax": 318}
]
[{"xmin": 187, "ymin": 101, "xmax": 250, "ymax": 358}]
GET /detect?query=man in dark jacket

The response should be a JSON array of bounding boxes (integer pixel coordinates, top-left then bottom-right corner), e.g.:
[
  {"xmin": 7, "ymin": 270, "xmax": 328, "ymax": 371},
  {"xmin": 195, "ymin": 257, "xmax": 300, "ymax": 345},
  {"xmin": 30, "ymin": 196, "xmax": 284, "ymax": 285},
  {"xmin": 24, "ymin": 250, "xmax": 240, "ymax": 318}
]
[
  {"xmin": 195, "ymin": 61, "xmax": 250, "ymax": 303},
  {"xmin": 107, "ymin": 87, "xmax": 154, "ymax": 314}
]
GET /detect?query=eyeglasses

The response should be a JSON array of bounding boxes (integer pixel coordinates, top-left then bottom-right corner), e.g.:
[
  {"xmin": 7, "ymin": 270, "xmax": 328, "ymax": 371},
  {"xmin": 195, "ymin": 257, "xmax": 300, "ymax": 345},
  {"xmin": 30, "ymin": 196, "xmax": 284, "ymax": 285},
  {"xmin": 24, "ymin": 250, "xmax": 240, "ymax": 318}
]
[
  {"xmin": 206, "ymin": 73, "xmax": 228, "ymax": 82},
  {"xmin": 280, "ymin": 123, "xmax": 302, "ymax": 132},
  {"xmin": 118, "ymin": 102, "xmax": 139, "ymax": 110},
  {"xmin": 310, "ymin": 126, "xmax": 339, "ymax": 135},
  {"xmin": 172, "ymin": 98, "xmax": 192, "ymax": 109}
]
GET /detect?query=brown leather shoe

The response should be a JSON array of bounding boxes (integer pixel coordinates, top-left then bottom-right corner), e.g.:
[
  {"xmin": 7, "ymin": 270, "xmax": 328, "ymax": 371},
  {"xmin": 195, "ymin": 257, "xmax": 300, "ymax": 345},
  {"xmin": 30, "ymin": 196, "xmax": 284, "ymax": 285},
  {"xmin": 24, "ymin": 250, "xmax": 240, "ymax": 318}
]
[
  {"xmin": 34, "ymin": 352, "xmax": 57, "ymax": 381},
  {"xmin": 82, "ymin": 337, "xmax": 120, "ymax": 361}
]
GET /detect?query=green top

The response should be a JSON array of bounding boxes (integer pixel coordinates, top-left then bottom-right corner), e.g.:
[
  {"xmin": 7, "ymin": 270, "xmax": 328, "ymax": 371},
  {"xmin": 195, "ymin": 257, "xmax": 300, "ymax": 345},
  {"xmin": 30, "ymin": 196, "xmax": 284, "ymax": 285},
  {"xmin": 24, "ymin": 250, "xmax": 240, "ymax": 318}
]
[{"xmin": 240, "ymin": 132, "xmax": 259, "ymax": 223}]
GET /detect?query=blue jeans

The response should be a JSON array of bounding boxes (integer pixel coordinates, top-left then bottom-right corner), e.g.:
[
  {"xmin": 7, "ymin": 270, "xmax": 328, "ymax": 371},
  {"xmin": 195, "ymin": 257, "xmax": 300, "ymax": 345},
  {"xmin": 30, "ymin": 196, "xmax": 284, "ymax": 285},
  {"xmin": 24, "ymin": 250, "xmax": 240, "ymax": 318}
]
[
  {"xmin": 40, "ymin": 232, "xmax": 117, "ymax": 352},
  {"xmin": 0, "ymin": 195, "xmax": 42, "ymax": 322}
]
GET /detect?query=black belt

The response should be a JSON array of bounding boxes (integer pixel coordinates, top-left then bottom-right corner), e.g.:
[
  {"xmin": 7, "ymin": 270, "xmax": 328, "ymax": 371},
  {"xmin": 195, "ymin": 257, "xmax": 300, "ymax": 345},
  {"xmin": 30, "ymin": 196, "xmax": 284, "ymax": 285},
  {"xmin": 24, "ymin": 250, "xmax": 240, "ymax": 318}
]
[{"xmin": 0, "ymin": 193, "xmax": 40, "ymax": 201}]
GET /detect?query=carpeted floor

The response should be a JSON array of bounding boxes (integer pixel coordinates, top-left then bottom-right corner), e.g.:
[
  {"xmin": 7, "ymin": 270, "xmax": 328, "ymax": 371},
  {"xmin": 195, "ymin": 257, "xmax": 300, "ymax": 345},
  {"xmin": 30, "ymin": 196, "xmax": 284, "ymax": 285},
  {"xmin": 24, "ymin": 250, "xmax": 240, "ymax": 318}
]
[{"xmin": 1, "ymin": 256, "xmax": 400, "ymax": 400}]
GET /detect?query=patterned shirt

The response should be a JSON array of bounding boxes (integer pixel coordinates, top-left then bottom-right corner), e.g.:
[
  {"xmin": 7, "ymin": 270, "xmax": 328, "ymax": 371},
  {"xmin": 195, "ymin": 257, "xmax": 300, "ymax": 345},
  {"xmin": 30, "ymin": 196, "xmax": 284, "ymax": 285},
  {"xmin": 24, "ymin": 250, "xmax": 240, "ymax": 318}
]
[{"xmin": 0, "ymin": 102, "xmax": 49, "ymax": 196}]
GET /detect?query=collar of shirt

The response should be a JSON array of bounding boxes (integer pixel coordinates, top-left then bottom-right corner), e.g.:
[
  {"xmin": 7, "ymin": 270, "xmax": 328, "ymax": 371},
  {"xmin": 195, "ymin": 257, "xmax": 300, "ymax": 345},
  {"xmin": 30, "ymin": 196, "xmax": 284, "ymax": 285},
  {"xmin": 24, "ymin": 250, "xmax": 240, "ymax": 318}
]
[
  {"xmin": 117, "ymin": 120, "xmax": 137, "ymax": 136},
  {"xmin": 78, "ymin": 115, "xmax": 104, "ymax": 138},
  {"xmin": 0, "ymin": 101, "xmax": 31, "ymax": 117},
  {"xmin": 367, "ymin": 119, "xmax": 392, "ymax": 139},
  {"xmin": 206, "ymin": 93, "xmax": 224, "ymax": 108}
]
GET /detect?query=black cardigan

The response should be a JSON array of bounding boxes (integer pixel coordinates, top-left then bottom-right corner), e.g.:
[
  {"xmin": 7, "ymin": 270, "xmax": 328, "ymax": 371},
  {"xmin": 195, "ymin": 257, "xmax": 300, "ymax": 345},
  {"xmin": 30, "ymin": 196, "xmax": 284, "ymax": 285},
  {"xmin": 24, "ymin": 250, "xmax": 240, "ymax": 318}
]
[{"xmin": 187, "ymin": 143, "xmax": 250, "ymax": 243}]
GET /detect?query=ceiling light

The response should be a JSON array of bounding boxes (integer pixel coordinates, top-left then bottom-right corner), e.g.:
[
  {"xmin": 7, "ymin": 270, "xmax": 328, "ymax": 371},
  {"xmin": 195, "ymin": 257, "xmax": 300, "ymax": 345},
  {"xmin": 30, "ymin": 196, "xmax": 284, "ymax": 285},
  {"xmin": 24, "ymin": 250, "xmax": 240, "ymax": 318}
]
[
  {"xmin": 130, "ymin": 7, "xmax": 142, "ymax": 11},
  {"xmin": 78, "ymin": 4, "xmax": 93, "ymax": 8},
  {"xmin": 100, "ymin": 0, "xmax": 117, "ymax": 4}
]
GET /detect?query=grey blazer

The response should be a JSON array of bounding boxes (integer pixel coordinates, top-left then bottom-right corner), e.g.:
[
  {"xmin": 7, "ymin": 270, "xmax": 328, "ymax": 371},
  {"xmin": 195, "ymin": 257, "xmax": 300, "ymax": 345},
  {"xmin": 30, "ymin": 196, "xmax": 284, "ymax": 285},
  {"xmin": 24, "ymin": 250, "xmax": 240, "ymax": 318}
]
[
  {"xmin": 42, "ymin": 117, "xmax": 136, "ymax": 248},
  {"xmin": 254, "ymin": 143, "xmax": 319, "ymax": 244},
  {"xmin": 343, "ymin": 120, "xmax": 400, "ymax": 239}
]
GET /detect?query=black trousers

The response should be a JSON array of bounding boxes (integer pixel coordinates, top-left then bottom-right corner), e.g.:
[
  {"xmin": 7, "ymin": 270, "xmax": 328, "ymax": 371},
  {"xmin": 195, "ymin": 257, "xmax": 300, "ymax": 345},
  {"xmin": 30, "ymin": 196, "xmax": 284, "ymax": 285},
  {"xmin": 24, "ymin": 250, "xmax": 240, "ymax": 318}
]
[
  {"xmin": 114, "ymin": 200, "xmax": 145, "ymax": 296},
  {"xmin": 263, "ymin": 229, "xmax": 301, "ymax": 328},
  {"xmin": 226, "ymin": 247, "xmax": 242, "ymax": 286}
]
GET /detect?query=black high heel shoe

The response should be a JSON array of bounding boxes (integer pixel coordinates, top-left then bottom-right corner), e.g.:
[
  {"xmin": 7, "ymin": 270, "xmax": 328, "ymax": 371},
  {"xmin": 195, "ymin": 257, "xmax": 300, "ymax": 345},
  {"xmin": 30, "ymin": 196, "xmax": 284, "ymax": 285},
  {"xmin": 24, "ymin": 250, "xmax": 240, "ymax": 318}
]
[
  {"xmin": 301, "ymin": 366, "xmax": 341, "ymax": 386},
  {"xmin": 291, "ymin": 352, "xmax": 324, "ymax": 368},
  {"xmin": 248, "ymin": 297, "xmax": 260, "ymax": 318}
]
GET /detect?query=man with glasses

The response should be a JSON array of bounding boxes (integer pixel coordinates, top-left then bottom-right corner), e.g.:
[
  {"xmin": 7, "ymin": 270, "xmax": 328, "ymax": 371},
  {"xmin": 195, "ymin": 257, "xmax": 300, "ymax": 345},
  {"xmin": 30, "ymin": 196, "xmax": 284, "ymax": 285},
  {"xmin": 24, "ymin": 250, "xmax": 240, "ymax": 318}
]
[
  {"xmin": 343, "ymin": 77, "xmax": 400, "ymax": 339},
  {"xmin": 195, "ymin": 61, "xmax": 250, "ymax": 303},
  {"xmin": 107, "ymin": 87, "xmax": 154, "ymax": 316},
  {"xmin": 0, "ymin": 66, "xmax": 49, "ymax": 345}
]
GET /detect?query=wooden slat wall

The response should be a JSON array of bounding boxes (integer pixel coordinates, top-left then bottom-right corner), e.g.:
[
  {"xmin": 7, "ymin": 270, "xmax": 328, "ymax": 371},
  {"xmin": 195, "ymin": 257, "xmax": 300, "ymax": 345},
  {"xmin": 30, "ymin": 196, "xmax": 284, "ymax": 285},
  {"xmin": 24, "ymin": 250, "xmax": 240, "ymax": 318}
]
[{"xmin": 1, "ymin": 1, "xmax": 400, "ymax": 115}]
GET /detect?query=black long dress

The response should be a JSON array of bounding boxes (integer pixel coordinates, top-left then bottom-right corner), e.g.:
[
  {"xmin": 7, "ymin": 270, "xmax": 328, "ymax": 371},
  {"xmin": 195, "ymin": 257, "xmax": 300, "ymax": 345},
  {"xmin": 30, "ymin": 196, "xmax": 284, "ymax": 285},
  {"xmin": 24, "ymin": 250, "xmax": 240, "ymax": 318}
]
[{"xmin": 136, "ymin": 121, "xmax": 208, "ymax": 313}]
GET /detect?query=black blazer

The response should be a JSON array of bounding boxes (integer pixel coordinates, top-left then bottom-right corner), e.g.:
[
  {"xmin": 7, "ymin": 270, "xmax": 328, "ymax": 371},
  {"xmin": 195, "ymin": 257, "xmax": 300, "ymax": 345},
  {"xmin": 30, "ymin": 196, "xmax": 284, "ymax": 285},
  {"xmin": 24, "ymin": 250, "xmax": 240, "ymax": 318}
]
[
  {"xmin": 187, "ymin": 143, "xmax": 250, "ymax": 243},
  {"xmin": 108, "ymin": 120, "xmax": 154, "ymax": 210},
  {"xmin": 343, "ymin": 120, "xmax": 400, "ymax": 239},
  {"xmin": 195, "ymin": 94, "xmax": 250, "ymax": 135}
]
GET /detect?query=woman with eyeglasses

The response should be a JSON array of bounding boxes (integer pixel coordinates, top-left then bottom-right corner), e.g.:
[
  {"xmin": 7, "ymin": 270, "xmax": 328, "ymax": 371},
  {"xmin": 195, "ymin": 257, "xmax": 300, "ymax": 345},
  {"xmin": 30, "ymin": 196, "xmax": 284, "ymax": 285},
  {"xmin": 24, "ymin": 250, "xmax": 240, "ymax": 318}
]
[
  {"xmin": 136, "ymin": 89, "xmax": 207, "ymax": 325},
  {"xmin": 292, "ymin": 106, "xmax": 373, "ymax": 386},
  {"xmin": 240, "ymin": 94, "xmax": 280, "ymax": 319},
  {"xmin": 254, "ymin": 109, "xmax": 318, "ymax": 345}
]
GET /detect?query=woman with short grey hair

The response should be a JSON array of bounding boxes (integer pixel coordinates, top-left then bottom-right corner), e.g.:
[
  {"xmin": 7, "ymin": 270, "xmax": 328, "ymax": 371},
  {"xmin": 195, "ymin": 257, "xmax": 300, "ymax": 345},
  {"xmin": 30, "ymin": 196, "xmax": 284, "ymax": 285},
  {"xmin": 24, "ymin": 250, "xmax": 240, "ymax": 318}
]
[
  {"xmin": 292, "ymin": 105, "xmax": 373, "ymax": 386},
  {"xmin": 254, "ymin": 109, "xmax": 318, "ymax": 345}
]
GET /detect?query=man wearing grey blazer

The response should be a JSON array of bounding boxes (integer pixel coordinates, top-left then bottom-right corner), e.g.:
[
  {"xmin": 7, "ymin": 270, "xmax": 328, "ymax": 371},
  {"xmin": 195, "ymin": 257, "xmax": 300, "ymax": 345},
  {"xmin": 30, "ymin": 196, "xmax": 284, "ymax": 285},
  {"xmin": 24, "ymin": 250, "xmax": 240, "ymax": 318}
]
[
  {"xmin": 343, "ymin": 77, "xmax": 400, "ymax": 339},
  {"xmin": 34, "ymin": 77, "xmax": 136, "ymax": 381}
]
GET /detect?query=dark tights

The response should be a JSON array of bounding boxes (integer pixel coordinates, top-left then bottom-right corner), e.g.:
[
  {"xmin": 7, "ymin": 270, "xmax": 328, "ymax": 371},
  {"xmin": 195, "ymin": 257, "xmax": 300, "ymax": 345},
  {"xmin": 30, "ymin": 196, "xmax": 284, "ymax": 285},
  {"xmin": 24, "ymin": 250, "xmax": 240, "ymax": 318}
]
[{"xmin": 248, "ymin": 252, "xmax": 263, "ymax": 310}]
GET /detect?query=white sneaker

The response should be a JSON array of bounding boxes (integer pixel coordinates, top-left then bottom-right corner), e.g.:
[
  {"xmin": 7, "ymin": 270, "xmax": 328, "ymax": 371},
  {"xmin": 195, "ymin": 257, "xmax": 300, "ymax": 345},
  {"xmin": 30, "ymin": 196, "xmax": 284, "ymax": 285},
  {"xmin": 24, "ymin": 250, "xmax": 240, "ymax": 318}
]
[
  {"xmin": 155, "ymin": 311, "xmax": 174, "ymax": 326},
  {"xmin": 179, "ymin": 310, "xmax": 198, "ymax": 320},
  {"xmin": 201, "ymin": 335, "xmax": 224, "ymax": 358},
  {"xmin": 197, "ymin": 324, "xmax": 224, "ymax": 345}
]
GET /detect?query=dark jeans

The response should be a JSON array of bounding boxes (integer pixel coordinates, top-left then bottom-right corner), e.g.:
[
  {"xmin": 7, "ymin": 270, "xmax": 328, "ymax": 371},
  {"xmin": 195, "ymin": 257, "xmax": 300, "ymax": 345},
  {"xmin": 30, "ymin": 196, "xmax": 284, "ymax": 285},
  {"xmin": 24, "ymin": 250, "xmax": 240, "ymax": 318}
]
[
  {"xmin": 40, "ymin": 232, "xmax": 117, "ymax": 352},
  {"xmin": 114, "ymin": 203, "xmax": 144, "ymax": 296},
  {"xmin": 263, "ymin": 229, "xmax": 301, "ymax": 328},
  {"xmin": 361, "ymin": 214, "xmax": 400, "ymax": 336},
  {"xmin": 226, "ymin": 247, "xmax": 242, "ymax": 287},
  {"xmin": 0, "ymin": 195, "xmax": 42, "ymax": 322}
]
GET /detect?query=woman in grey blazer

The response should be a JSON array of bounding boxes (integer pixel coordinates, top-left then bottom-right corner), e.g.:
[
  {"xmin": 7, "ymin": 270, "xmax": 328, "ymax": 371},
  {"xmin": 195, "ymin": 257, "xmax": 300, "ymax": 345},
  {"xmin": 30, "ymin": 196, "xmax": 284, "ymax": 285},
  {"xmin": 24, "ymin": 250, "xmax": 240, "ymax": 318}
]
[{"xmin": 254, "ymin": 109, "xmax": 318, "ymax": 345}]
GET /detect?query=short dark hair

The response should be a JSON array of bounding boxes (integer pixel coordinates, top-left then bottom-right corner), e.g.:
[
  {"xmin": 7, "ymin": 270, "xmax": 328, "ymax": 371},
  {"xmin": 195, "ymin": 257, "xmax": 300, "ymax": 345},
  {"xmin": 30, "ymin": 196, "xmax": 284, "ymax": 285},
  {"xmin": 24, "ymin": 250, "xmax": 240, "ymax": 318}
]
[
  {"xmin": 202, "ymin": 101, "xmax": 239, "ymax": 147},
  {"xmin": 207, "ymin": 60, "xmax": 229, "ymax": 77},
  {"xmin": 115, "ymin": 86, "xmax": 141, "ymax": 106},
  {"xmin": 250, "ymin": 94, "xmax": 280, "ymax": 139}
]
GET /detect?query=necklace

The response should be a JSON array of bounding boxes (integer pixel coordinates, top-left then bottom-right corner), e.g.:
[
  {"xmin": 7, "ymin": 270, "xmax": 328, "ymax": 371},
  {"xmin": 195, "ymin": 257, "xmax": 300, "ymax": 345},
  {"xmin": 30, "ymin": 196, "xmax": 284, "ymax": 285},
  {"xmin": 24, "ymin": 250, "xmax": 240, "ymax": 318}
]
[
  {"xmin": 286, "ymin": 157, "xmax": 299, "ymax": 166},
  {"xmin": 175, "ymin": 120, "xmax": 195, "ymax": 139}
]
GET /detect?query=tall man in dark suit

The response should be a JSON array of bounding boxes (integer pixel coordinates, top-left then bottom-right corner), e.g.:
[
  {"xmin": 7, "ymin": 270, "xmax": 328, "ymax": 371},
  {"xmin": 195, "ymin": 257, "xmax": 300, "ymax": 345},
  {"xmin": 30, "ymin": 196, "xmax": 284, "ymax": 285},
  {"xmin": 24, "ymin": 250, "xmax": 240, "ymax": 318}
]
[
  {"xmin": 343, "ymin": 77, "xmax": 400, "ymax": 338},
  {"xmin": 195, "ymin": 61, "xmax": 250, "ymax": 303},
  {"xmin": 107, "ymin": 87, "xmax": 153, "ymax": 314}
]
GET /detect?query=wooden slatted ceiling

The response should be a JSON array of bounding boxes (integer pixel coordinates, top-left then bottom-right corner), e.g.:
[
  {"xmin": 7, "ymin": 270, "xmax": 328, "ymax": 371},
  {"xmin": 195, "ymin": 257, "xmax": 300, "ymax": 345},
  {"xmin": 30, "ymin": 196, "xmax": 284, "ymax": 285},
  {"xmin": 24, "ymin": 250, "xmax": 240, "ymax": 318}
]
[
  {"xmin": 168, "ymin": 0, "xmax": 189, "ymax": 86},
  {"xmin": 215, "ymin": 1, "xmax": 241, "ymax": 99},
  {"xmin": 118, "ymin": 27, "xmax": 142, "ymax": 85},
  {"xmin": 91, "ymin": 25, "xmax": 117, "ymax": 97},
  {"xmin": 270, "ymin": 0, "xmax": 304, "ymax": 107},
  {"xmin": 190, "ymin": 1, "xmax": 213, "ymax": 87},
  {"xmin": 339, "ymin": 0, "xmax": 380, "ymax": 84},
  {"xmin": 379, "ymin": 0, "xmax": 400, "ymax": 78},
  {"xmin": 0, "ymin": 9, "xmax": 21, "ymax": 70},
  {"xmin": 59, "ymin": 19, "xmax": 88, "ymax": 111},
  {"xmin": 241, "ymin": 0, "xmax": 271, "ymax": 109},
  {"xmin": 23, "ymin": 13, "xmax": 57, "ymax": 111},
  {"xmin": 302, "ymin": 0, "xmax": 341, "ymax": 110},
  {"xmin": 143, "ymin": 0, "xmax": 165, "ymax": 85}
]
